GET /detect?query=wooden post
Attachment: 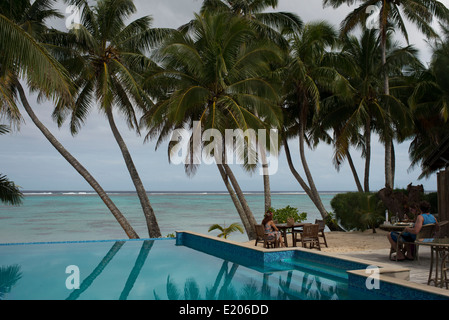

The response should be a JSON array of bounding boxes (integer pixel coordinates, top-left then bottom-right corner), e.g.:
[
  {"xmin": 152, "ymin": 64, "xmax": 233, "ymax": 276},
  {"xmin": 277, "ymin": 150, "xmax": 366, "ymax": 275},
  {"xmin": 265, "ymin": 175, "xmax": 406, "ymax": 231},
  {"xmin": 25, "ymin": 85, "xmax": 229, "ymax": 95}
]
[{"xmin": 437, "ymin": 169, "xmax": 449, "ymax": 237}]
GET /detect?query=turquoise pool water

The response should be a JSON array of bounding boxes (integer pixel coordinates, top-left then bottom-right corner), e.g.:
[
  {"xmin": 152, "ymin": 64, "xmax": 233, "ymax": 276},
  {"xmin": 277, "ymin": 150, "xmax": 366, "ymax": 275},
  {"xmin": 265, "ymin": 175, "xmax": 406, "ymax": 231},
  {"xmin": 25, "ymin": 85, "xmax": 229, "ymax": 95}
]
[
  {"xmin": 1, "ymin": 236, "xmax": 447, "ymax": 300},
  {"xmin": 0, "ymin": 238, "xmax": 389, "ymax": 300}
]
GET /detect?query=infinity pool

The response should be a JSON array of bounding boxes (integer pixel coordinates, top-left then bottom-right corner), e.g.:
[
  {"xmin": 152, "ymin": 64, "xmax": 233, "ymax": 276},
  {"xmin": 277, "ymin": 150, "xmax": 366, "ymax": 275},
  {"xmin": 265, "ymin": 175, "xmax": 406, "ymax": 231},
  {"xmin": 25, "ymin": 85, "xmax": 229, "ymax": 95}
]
[{"xmin": 0, "ymin": 234, "xmax": 447, "ymax": 300}]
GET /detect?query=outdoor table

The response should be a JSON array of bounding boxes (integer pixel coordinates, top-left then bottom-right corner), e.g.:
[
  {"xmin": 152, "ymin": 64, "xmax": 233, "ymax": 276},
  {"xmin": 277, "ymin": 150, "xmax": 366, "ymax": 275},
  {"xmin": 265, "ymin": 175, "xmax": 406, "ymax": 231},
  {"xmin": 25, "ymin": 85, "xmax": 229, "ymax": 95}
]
[
  {"xmin": 275, "ymin": 223, "xmax": 305, "ymax": 247},
  {"xmin": 379, "ymin": 222, "xmax": 414, "ymax": 232},
  {"xmin": 414, "ymin": 237, "xmax": 449, "ymax": 288}
]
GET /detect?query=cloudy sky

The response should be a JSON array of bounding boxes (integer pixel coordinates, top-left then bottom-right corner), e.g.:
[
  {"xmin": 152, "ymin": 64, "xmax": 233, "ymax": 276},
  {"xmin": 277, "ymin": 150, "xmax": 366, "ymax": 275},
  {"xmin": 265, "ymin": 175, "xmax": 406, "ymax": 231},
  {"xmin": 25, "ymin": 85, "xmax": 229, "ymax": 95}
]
[{"xmin": 2, "ymin": 0, "xmax": 448, "ymax": 192}]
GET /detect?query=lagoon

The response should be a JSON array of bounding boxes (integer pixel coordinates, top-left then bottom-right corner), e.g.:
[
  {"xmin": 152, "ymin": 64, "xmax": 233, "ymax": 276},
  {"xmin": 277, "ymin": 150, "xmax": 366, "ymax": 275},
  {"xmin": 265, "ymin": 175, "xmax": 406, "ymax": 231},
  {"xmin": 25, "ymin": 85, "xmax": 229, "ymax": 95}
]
[{"xmin": 0, "ymin": 191, "xmax": 336, "ymax": 244}]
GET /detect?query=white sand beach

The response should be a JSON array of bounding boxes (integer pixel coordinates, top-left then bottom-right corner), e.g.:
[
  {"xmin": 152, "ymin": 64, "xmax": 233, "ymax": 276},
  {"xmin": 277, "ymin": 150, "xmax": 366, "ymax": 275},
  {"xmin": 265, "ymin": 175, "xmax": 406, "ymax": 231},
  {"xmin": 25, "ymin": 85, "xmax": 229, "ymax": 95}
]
[
  {"xmin": 242, "ymin": 229, "xmax": 443, "ymax": 287},
  {"xmin": 243, "ymin": 228, "xmax": 391, "ymax": 253}
]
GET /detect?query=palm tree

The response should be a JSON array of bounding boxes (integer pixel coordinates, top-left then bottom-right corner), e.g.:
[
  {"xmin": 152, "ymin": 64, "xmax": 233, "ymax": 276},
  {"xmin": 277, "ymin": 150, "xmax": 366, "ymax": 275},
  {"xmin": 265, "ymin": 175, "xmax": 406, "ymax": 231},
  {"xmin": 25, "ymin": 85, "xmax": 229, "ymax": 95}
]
[
  {"xmin": 323, "ymin": 0, "xmax": 449, "ymax": 189},
  {"xmin": 142, "ymin": 12, "xmax": 283, "ymax": 240},
  {"xmin": 408, "ymin": 25, "xmax": 449, "ymax": 176},
  {"xmin": 281, "ymin": 21, "xmax": 346, "ymax": 229},
  {"xmin": 197, "ymin": 0, "xmax": 302, "ymax": 212},
  {"xmin": 58, "ymin": 0, "xmax": 173, "ymax": 238},
  {"xmin": 199, "ymin": 0, "xmax": 303, "ymax": 47},
  {"xmin": 317, "ymin": 28, "xmax": 421, "ymax": 192},
  {"xmin": 0, "ymin": 0, "xmax": 139, "ymax": 238},
  {"xmin": 208, "ymin": 222, "xmax": 244, "ymax": 239}
]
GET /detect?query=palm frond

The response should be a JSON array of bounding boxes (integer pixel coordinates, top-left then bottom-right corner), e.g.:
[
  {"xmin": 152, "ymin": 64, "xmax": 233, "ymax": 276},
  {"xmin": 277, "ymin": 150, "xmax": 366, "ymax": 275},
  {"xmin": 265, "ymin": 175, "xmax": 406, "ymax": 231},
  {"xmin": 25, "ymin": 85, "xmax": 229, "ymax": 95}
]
[
  {"xmin": 0, "ymin": 174, "xmax": 23, "ymax": 205},
  {"xmin": 0, "ymin": 13, "xmax": 73, "ymax": 104}
]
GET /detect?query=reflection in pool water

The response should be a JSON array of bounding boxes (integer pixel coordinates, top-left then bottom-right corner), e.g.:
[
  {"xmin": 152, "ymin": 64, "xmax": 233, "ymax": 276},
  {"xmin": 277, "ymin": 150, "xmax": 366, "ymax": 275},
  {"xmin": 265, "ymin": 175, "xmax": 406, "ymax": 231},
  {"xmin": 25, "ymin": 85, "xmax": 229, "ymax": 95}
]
[{"xmin": 0, "ymin": 238, "xmax": 401, "ymax": 300}]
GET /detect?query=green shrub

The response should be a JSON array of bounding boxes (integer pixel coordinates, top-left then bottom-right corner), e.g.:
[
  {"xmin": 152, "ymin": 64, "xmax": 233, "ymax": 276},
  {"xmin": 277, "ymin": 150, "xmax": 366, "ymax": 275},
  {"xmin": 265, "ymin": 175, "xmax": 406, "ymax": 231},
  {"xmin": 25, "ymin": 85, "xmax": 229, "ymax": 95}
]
[
  {"xmin": 423, "ymin": 192, "xmax": 438, "ymax": 214},
  {"xmin": 271, "ymin": 205, "xmax": 307, "ymax": 223},
  {"xmin": 330, "ymin": 192, "xmax": 386, "ymax": 231}
]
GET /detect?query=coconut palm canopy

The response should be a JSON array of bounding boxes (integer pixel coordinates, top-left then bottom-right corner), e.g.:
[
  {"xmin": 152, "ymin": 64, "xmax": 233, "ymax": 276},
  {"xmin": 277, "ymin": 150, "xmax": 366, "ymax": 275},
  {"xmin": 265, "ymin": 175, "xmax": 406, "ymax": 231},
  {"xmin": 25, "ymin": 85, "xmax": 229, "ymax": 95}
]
[{"xmin": 1, "ymin": 0, "xmax": 449, "ymax": 237}]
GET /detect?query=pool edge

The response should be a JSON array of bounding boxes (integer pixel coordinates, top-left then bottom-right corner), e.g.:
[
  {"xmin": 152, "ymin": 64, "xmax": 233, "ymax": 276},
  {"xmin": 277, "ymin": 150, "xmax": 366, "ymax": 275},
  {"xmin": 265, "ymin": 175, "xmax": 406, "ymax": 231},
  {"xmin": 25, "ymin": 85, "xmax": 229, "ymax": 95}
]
[{"xmin": 176, "ymin": 230, "xmax": 449, "ymax": 300}]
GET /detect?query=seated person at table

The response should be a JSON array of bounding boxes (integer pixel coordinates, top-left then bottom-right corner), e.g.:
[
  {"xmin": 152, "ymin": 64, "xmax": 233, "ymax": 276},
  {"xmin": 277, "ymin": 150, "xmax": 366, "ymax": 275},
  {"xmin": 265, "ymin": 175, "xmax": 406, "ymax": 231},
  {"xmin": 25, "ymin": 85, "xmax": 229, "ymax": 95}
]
[
  {"xmin": 262, "ymin": 210, "xmax": 285, "ymax": 247},
  {"xmin": 387, "ymin": 201, "xmax": 437, "ymax": 260}
]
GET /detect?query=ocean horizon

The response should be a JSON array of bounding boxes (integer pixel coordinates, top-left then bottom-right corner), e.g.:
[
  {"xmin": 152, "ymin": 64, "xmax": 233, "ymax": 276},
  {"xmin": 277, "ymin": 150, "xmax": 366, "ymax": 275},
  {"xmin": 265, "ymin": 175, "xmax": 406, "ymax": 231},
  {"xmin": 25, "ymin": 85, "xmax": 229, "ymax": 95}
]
[
  {"xmin": 20, "ymin": 190, "xmax": 343, "ymax": 195},
  {"xmin": 1, "ymin": 191, "xmax": 340, "ymax": 244}
]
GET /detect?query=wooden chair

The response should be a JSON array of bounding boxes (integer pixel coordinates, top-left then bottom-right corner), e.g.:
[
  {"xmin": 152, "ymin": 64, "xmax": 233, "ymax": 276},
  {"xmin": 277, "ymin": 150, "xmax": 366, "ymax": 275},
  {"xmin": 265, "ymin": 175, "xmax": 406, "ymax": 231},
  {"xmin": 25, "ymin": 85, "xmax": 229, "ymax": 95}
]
[
  {"xmin": 254, "ymin": 224, "xmax": 278, "ymax": 249},
  {"xmin": 315, "ymin": 219, "xmax": 328, "ymax": 248},
  {"xmin": 292, "ymin": 224, "xmax": 305, "ymax": 247},
  {"xmin": 441, "ymin": 252, "xmax": 449, "ymax": 289},
  {"xmin": 389, "ymin": 223, "xmax": 437, "ymax": 261},
  {"xmin": 294, "ymin": 224, "xmax": 321, "ymax": 250}
]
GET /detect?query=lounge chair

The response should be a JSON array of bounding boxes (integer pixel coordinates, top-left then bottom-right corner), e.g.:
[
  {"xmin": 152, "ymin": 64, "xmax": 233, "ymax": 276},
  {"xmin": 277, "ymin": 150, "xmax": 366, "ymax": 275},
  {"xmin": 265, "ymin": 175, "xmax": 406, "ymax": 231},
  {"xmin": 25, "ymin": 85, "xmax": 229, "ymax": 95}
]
[{"xmin": 254, "ymin": 224, "xmax": 279, "ymax": 249}]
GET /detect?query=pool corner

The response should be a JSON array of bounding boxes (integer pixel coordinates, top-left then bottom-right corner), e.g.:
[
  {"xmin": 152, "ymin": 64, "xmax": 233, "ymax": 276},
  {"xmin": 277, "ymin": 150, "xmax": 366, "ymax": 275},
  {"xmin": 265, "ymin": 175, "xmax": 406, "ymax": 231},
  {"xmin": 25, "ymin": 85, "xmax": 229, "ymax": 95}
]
[{"xmin": 175, "ymin": 230, "xmax": 449, "ymax": 300}]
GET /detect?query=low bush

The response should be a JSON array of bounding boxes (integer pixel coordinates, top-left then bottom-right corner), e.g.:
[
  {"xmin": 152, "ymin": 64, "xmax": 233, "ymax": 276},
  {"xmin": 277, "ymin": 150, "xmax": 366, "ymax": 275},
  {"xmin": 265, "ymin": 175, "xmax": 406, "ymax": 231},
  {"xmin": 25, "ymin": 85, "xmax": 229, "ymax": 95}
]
[
  {"xmin": 271, "ymin": 205, "xmax": 307, "ymax": 223},
  {"xmin": 331, "ymin": 192, "xmax": 386, "ymax": 232}
]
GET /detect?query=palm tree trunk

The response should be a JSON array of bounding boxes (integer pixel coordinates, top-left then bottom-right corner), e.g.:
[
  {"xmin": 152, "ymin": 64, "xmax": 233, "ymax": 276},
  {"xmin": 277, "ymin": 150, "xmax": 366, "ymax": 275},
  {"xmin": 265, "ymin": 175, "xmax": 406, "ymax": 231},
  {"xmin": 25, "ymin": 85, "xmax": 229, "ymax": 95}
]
[
  {"xmin": 283, "ymin": 137, "xmax": 313, "ymax": 195},
  {"xmin": 391, "ymin": 142, "xmax": 395, "ymax": 187},
  {"xmin": 284, "ymin": 137, "xmax": 342, "ymax": 231},
  {"xmin": 380, "ymin": 21, "xmax": 394, "ymax": 189},
  {"xmin": 298, "ymin": 121, "xmax": 328, "ymax": 217},
  {"xmin": 285, "ymin": 136, "xmax": 323, "ymax": 210},
  {"xmin": 16, "ymin": 83, "xmax": 139, "ymax": 239},
  {"xmin": 222, "ymin": 163, "xmax": 257, "ymax": 240},
  {"xmin": 260, "ymin": 151, "xmax": 271, "ymax": 212},
  {"xmin": 346, "ymin": 150, "xmax": 363, "ymax": 192},
  {"xmin": 105, "ymin": 107, "xmax": 161, "ymax": 238},
  {"xmin": 254, "ymin": 111, "xmax": 271, "ymax": 212},
  {"xmin": 364, "ymin": 117, "xmax": 371, "ymax": 193},
  {"xmin": 216, "ymin": 163, "xmax": 253, "ymax": 240}
]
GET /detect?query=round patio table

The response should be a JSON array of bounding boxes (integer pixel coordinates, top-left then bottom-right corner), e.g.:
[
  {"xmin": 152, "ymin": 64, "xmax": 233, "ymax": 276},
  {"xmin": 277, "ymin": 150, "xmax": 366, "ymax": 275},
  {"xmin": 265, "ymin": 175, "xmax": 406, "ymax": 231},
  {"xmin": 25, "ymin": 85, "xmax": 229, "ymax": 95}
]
[
  {"xmin": 379, "ymin": 223, "xmax": 413, "ymax": 232},
  {"xmin": 414, "ymin": 237, "xmax": 449, "ymax": 288}
]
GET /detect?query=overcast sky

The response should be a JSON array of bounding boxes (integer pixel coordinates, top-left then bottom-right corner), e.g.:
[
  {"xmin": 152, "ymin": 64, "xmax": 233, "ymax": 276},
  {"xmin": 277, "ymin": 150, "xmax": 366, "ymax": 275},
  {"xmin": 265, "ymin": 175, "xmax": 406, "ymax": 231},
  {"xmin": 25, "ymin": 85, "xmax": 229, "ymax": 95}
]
[{"xmin": 2, "ymin": 0, "xmax": 448, "ymax": 192}]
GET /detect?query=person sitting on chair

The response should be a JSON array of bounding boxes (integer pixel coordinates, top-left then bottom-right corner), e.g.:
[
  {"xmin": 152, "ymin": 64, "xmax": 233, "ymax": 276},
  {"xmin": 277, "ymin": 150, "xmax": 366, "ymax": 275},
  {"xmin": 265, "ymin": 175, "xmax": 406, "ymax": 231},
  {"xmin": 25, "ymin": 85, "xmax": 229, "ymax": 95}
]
[
  {"xmin": 387, "ymin": 201, "xmax": 437, "ymax": 260},
  {"xmin": 262, "ymin": 210, "xmax": 285, "ymax": 247}
]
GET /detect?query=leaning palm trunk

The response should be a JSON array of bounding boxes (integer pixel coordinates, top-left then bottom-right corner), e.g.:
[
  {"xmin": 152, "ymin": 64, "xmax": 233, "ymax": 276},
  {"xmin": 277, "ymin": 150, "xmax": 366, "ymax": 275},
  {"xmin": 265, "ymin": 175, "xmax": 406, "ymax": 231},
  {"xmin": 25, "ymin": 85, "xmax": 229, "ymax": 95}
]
[
  {"xmin": 297, "ymin": 122, "xmax": 328, "ymax": 218},
  {"xmin": 284, "ymin": 136, "xmax": 342, "ymax": 231},
  {"xmin": 105, "ymin": 107, "xmax": 161, "ymax": 238},
  {"xmin": 346, "ymin": 150, "xmax": 364, "ymax": 193},
  {"xmin": 222, "ymin": 163, "xmax": 257, "ymax": 240},
  {"xmin": 16, "ymin": 83, "xmax": 139, "ymax": 239},
  {"xmin": 217, "ymin": 163, "xmax": 253, "ymax": 240}
]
